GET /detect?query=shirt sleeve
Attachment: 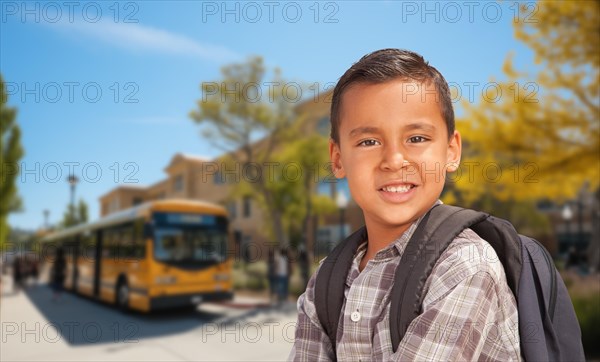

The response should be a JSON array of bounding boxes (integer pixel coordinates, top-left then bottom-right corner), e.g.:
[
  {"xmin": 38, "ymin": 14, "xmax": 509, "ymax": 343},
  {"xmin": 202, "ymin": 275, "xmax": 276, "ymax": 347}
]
[
  {"xmin": 391, "ymin": 231, "xmax": 520, "ymax": 361},
  {"xmin": 288, "ymin": 267, "xmax": 335, "ymax": 362}
]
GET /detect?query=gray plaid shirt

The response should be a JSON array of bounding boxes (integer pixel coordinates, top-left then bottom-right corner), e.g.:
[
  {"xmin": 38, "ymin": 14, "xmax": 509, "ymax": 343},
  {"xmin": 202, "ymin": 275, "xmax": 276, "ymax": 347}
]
[{"xmin": 289, "ymin": 212, "xmax": 521, "ymax": 361}]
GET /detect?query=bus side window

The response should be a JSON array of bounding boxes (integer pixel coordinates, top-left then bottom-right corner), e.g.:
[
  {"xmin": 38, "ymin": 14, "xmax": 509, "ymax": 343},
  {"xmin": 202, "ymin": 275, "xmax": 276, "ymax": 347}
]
[
  {"xmin": 103, "ymin": 229, "xmax": 116, "ymax": 261},
  {"xmin": 82, "ymin": 233, "xmax": 96, "ymax": 262},
  {"xmin": 134, "ymin": 219, "xmax": 146, "ymax": 259},
  {"xmin": 65, "ymin": 239, "xmax": 74, "ymax": 261},
  {"xmin": 121, "ymin": 226, "xmax": 136, "ymax": 261}
]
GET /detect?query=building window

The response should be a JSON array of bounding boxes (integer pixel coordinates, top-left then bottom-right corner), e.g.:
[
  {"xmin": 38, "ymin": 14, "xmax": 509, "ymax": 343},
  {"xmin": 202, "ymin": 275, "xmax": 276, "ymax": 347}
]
[
  {"xmin": 173, "ymin": 174, "xmax": 184, "ymax": 192},
  {"xmin": 537, "ymin": 199, "xmax": 555, "ymax": 211},
  {"xmin": 132, "ymin": 197, "xmax": 143, "ymax": 206},
  {"xmin": 317, "ymin": 178, "xmax": 349, "ymax": 198},
  {"xmin": 243, "ymin": 196, "xmax": 251, "ymax": 218},
  {"xmin": 317, "ymin": 181, "xmax": 333, "ymax": 197},
  {"xmin": 316, "ymin": 116, "xmax": 330, "ymax": 137},
  {"xmin": 110, "ymin": 198, "xmax": 120, "ymax": 213},
  {"xmin": 213, "ymin": 171, "xmax": 226, "ymax": 184},
  {"xmin": 242, "ymin": 235, "xmax": 255, "ymax": 262},
  {"xmin": 228, "ymin": 201, "xmax": 237, "ymax": 218}
]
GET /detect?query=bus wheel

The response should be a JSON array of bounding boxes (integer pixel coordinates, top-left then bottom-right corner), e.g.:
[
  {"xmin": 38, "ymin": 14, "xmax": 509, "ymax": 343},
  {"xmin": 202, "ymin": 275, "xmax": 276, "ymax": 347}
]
[{"xmin": 116, "ymin": 281, "xmax": 129, "ymax": 311}]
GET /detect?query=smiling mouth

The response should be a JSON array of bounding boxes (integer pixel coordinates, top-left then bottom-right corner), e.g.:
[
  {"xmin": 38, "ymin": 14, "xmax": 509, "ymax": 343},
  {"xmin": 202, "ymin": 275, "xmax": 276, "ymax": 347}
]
[{"xmin": 379, "ymin": 184, "xmax": 416, "ymax": 193}]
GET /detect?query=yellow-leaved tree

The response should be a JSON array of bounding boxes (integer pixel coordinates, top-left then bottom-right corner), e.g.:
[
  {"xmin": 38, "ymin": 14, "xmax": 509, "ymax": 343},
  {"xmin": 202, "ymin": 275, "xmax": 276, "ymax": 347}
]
[{"xmin": 451, "ymin": 1, "xmax": 599, "ymax": 210}]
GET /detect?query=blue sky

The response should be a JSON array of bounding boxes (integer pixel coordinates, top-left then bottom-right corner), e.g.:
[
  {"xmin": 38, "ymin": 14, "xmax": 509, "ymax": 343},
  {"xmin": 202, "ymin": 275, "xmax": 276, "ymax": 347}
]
[{"xmin": 1, "ymin": 1, "xmax": 535, "ymax": 229}]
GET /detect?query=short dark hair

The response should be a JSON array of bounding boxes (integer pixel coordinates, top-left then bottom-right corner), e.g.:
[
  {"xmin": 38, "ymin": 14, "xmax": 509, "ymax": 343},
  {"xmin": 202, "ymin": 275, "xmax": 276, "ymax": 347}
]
[{"xmin": 330, "ymin": 49, "xmax": 455, "ymax": 143}]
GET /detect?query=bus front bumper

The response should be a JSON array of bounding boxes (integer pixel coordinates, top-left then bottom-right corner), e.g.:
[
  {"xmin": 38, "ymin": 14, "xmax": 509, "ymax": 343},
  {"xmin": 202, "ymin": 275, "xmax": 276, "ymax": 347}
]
[{"xmin": 150, "ymin": 291, "xmax": 234, "ymax": 310}]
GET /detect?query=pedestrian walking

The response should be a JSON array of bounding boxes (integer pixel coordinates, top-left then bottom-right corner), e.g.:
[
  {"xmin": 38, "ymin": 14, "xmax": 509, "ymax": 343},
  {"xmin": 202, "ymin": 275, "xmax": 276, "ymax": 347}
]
[
  {"xmin": 275, "ymin": 248, "xmax": 289, "ymax": 303},
  {"xmin": 268, "ymin": 248, "xmax": 277, "ymax": 304},
  {"xmin": 51, "ymin": 248, "xmax": 66, "ymax": 302},
  {"xmin": 298, "ymin": 245, "xmax": 309, "ymax": 291},
  {"xmin": 12, "ymin": 256, "xmax": 23, "ymax": 293},
  {"xmin": 30, "ymin": 256, "xmax": 39, "ymax": 286}
]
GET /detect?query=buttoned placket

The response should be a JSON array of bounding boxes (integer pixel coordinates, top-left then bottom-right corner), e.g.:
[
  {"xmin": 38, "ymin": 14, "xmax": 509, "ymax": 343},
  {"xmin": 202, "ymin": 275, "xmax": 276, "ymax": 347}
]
[
  {"xmin": 339, "ymin": 246, "xmax": 370, "ymax": 360},
  {"xmin": 339, "ymin": 245, "xmax": 399, "ymax": 361}
]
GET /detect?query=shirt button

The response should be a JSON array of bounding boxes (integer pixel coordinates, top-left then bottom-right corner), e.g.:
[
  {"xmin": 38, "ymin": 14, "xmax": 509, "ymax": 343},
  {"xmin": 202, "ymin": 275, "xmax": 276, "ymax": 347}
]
[{"xmin": 351, "ymin": 311, "xmax": 361, "ymax": 322}]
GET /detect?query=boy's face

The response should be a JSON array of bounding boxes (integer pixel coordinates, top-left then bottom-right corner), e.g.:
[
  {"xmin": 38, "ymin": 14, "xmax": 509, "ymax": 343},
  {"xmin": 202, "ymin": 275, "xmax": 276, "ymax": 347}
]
[{"xmin": 330, "ymin": 80, "xmax": 461, "ymax": 237}]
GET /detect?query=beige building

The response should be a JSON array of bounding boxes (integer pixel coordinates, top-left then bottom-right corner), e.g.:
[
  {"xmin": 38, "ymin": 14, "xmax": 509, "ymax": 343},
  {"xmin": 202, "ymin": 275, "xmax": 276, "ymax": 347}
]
[{"xmin": 99, "ymin": 93, "xmax": 363, "ymax": 259}]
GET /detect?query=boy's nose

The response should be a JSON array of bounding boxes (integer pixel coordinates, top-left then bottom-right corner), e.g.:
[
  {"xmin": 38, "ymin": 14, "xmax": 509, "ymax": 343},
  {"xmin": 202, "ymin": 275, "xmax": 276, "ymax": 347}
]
[{"xmin": 380, "ymin": 147, "xmax": 407, "ymax": 171}]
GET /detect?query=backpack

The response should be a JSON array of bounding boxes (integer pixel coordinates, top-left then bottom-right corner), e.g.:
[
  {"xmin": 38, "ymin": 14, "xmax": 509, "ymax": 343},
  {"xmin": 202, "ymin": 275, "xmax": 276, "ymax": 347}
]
[{"xmin": 315, "ymin": 204, "xmax": 585, "ymax": 361}]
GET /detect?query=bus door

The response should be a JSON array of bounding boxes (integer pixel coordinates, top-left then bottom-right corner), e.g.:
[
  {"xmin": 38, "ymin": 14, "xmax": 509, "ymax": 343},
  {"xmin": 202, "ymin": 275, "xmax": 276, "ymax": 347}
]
[
  {"xmin": 93, "ymin": 229, "xmax": 102, "ymax": 297},
  {"xmin": 71, "ymin": 239, "xmax": 80, "ymax": 292}
]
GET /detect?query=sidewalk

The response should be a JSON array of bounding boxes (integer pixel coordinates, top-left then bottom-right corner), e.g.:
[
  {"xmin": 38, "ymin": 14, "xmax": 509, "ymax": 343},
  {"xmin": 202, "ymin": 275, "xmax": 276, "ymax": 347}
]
[{"xmin": 1, "ymin": 274, "xmax": 298, "ymax": 361}]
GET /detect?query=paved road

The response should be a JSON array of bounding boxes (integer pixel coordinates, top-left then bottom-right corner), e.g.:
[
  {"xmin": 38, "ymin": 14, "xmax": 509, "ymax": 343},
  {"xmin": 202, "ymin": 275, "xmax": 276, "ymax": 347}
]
[{"xmin": 0, "ymin": 274, "xmax": 298, "ymax": 361}]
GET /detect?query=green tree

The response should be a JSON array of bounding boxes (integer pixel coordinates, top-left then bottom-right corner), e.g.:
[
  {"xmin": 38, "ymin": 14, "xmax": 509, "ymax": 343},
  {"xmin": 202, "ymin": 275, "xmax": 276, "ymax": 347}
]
[
  {"xmin": 60, "ymin": 199, "xmax": 89, "ymax": 228},
  {"xmin": 276, "ymin": 135, "xmax": 336, "ymax": 287},
  {"xmin": 0, "ymin": 74, "xmax": 24, "ymax": 247},
  {"xmin": 190, "ymin": 57, "xmax": 300, "ymax": 247},
  {"xmin": 453, "ymin": 1, "xmax": 599, "ymax": 205}
]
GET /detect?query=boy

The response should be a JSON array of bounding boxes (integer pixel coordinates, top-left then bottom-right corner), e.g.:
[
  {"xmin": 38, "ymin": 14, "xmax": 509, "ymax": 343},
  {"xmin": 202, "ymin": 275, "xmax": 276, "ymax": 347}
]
[{"xmin": 289, "ymin": 49, "xmax": 520, "ymax": 361}]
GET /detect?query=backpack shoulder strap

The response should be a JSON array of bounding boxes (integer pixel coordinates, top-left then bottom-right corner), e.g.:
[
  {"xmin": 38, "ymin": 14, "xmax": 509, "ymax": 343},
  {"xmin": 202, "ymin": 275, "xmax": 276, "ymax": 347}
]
[
  {"xmin": 469, "ymin": 215, "xmax": 522, "ymax": 296},
  {"xmin": 389, "ymin": 204, "xmax": 488, "ymax": 352},
  {"xmin": 315, "ymin": 225, "xmax": 367, "ymax": 355}
]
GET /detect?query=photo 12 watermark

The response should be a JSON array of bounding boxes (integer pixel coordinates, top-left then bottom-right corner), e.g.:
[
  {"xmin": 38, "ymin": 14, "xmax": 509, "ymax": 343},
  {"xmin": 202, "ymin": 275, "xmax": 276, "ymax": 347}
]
[
  {"xmin": 449, "ymin": 81, "xmax": 539, "ymax": 104},
  {"xmin": 400, "ymin": 1, "xmax": 538, "ymax": 24},
  {"xmin": 4, "ymin": 82, "xmax": 140, "ymax": 104},
  {"xmin": 1, "ymin": 321, "xmax": 139, "ymax": 344},
  {"xmin": 201, "ymin": 1, "xmax": 340, "ymax": 24},
  {"xmin": 1, "ymin": 1, "xmax": 140, "ymax": 23},
  {"xmin": 201, "ymin": 81, "xmax": 336, "ymax": 104},
  {"xmin": 1, "ymin": 161, "xmax": 140, "ymax": 184},
  {"xmin": 200, "ymin": 321, "xmax": 297, "ymax": 344}
]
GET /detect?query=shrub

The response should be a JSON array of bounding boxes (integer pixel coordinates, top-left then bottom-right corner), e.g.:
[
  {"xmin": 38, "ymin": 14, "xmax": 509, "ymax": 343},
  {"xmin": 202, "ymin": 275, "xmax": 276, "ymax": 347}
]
[{"xmin": 571, "ymin": 291, "xmax": 600, "ymax": 358}]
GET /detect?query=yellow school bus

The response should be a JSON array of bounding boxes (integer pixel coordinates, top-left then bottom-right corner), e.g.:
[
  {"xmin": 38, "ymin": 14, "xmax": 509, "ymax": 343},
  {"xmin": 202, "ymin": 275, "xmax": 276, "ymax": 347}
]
[{"xmin": 41, "ymin": 199, "xmax": 233, "ymax": 312}]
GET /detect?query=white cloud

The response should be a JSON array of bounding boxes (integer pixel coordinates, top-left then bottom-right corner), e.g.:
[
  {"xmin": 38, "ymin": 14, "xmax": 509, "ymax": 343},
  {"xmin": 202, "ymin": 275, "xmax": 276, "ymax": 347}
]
[
  {"xmin": 49, "ymin": 19, "xmax": 239, "ymax": 62},
  {"xmin": 119, "ymin": 116, "xmax": 187, "ymax": 125}
]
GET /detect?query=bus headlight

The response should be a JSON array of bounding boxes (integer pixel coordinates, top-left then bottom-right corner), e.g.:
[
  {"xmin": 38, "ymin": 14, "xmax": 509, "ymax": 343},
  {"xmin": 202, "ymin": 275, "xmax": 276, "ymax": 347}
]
[
  {"xmin": 213, "ymin": 273, "xmax": 230, "ymax": 282},
  {"xmin": 155, "ymin": 276, "xmax": 177, "ymax": 284}
]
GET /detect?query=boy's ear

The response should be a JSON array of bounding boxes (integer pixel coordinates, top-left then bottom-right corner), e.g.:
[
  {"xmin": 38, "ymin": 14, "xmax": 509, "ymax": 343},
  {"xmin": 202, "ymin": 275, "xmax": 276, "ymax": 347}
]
[
  {"xmin": 446, "ymin": 130, "xmax": 462, "ymax": 172},
  {"xmin": 329, "ymin": 139, "xmax": 346, "ymax": 178}
]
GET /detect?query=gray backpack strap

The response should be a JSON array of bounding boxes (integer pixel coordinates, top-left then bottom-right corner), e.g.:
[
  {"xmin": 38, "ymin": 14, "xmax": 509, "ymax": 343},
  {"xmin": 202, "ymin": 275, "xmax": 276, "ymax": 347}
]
[
  {"xmin": 314, "ymin": 226, "xmax": 367, "ymax": 356},
  {"xmin": 469, "ymin": 216, "xmax": 522, "ymax": 296},
  {"xmin": 389, "ymin": 204, "xmax": 488, "ymax": 352}
]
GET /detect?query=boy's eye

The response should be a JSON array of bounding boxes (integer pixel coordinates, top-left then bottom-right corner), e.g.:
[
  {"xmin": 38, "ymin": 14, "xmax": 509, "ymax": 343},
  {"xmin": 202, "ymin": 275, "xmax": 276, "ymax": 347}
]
[
  {"xmin": 358, "ymin": 139, "xmax": 380, "ymax": 147},
  {"xmin": 408, "ymin": 136, "xmax": 428, "ymax": 143}
]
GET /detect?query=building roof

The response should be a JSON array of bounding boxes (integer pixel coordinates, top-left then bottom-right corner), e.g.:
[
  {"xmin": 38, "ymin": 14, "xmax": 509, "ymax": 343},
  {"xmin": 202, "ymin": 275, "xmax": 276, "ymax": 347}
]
[
  {"xmin": 164, "ymin": 152, "xmax": 212, "ymax": 173},
  {"xmin": 98, "ymin": 184, "xmax": 148, "ymax": 201},
  {"xmin": 180, "ymin": 153, "xmax": 211, "ymax": 162}
]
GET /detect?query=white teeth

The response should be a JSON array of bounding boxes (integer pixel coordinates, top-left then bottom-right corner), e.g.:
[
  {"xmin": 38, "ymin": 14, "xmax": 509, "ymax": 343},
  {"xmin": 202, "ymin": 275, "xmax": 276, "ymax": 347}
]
[{"xmin": 382, "ymin": 185, "xmax": 412, "ymax": 193}]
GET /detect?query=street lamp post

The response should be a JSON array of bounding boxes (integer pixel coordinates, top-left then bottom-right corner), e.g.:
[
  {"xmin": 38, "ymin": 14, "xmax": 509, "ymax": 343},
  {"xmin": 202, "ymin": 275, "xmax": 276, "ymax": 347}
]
[
  {"xmin": 67, "ymin": 174, "xmax": 79, "ymax": 209},
  {"xmin": 43, "ymin": 209, "xmax": 49, "ymax": 229},
  {"xmin": 577, "ymin": 192, "xmax": 584, "ymax": 248},
  {"xmin": 562, "ymin": 204, "xmax": 573, "ymax": 253},
  {"xmin": 336, "ymin": 191, "xmax": 349, "ymax": 244},
  {"xmin": 67, "ymin": 174, "xmax": 79, "ymax": 225}
]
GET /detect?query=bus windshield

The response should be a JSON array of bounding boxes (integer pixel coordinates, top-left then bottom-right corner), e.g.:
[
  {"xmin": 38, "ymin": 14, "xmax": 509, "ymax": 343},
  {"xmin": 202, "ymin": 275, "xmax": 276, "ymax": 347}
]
[
  {"xmin": 154, "ymin": 228, "xmax": 227, "ymax": 264},
  {"xmin": 152, "ymin": 212, "xmax": 228, "ymax": 265}
]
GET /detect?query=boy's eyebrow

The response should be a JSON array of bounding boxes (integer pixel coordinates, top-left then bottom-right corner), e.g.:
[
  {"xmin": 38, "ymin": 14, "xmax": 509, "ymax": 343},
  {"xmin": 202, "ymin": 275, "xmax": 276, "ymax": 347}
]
[
  {"xmin": 403, "ymin": 122, "xmax": 436, "ymax": 133},
  {"xmin": 348, "ymin": 123, "xmax": 437, "ymax": 138},
  {"xmin": 348, "ymin": 126, "xmax": 381, "ymax": 138}
]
